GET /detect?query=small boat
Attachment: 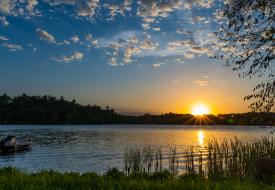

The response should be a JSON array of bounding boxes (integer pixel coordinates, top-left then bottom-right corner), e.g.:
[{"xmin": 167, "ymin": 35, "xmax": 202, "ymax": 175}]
[{"xmin": 0, "ymin": 135, "xmax": 31, "ymax": 153}]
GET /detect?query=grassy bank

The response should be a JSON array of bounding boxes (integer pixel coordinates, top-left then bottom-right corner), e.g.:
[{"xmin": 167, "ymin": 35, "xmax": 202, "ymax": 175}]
[{"xmin": 0, "ymin": 167, "xmax": 274, "ymax": 190}]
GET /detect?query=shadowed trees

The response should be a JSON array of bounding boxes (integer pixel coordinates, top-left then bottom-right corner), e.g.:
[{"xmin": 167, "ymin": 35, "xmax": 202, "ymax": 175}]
[
  {"xmin": 215, "ymin": 0, "xmax": 275, "ymax": 112},
  {"xmin": 0, "ymin": 94, "xmax": 122, "ymax": 124},
  {"xmin": 0, "ymin": 94, "xmax": 274, "ymax": 125}
]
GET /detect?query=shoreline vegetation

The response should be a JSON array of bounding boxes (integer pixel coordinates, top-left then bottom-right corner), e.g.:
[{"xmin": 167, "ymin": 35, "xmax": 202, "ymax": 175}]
[
  {"xmin": 122, "ymin": 137, "xmax": 275, "ymax": 178},
  {"xmin": 1, "ymin": 137, "xmax": 275, "ymax": 189},
  {"xmin": 0, "ymin": 94, "xmax": 275, "ymax": 126},
  {"xmin": 0, "ymin": 167, "xmax": 273, "ymax": 190}
]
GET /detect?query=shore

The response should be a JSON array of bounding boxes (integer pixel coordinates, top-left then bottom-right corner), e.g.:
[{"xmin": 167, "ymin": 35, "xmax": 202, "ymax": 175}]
[{"xmin": 0, "ymin": 167, "xmax": 274, "ymax": 190}]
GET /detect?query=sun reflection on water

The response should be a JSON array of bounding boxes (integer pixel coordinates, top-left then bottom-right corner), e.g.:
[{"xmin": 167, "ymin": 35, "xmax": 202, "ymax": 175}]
[{"xmin": 198, "ymin": 130, "xmax": 205, "ymax": 146}]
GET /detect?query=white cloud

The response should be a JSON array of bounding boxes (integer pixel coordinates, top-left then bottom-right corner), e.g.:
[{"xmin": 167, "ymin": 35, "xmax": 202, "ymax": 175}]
[
  {"xmin": 192, "ymin": 16, "xmax": 206, "ymax": 22},
  {"xmin": 176, "ymin": 29, "xmax": 193, "ymax": 35},
  {"xmin": 123, "ymin": 46, "xmax": 140, "ymax": 63},
  {"xmin": 0, "ymin": 0, "xmax": 15, "ymax": 15},
  {"xmin": 192, "ymin": 80, "xmax": 209, "ymax": 86},
  {"xmin": 77, "ymin": 0, "xmax": 99, "ymax": 17},
  {"xmin": 2, "ymin": 42, "xmax": 23, "ymax": 51},
  {"xmin": 143, "ymin": 17, "xmax": 155, "ymax": 23},
  {"xmin": 0, "ymin": 35, "xmax": 9, "ymax": 41},
  {"xmin": 140, "ymin": 39, "xmax": 157, "ymax": 51},
  {"xmin": 137, "ymin": 0, "xmax": 183, "ymax": 18},
  {"xmin": 26, "ymin": 0, "xmax": 38, "ymax": 12},
  {"xmin": 152, "ymin": 62, "xmax": 165, "ymax": 67},
  {"xmin": 0, "ymin": 0, "xmax": 39, "ymax": 17},
  {"xmin": 51, "ymin": 51, "xmax": 84, "ymax": 63},
  {"xmin": 141, "ymin": 23, "xmax": 150, "ymax": 30},
  {"xmin": 130, "ymin": 36, "xmax": 139, "ymax": 44},
  {"xmin": 0, "ymin": 16, "xmax": 9, "ymax": 26},
  {"xmin": 108, "ymin": 57, "xmax": 118, "ymax": 66},
  {"xmin": 167, "ymin": 38, "xmax": 214, "ymax": 58},
  {"xmin": 85, "ymin": 33, "xmax": 93, "ymax": 41},
  {"xmin": 32, "ymin": 47, "xmax": 38, "ymax": 53},
  {"xmin": 183, "ymin": 52, "xmax": 195, "ymax": 59},
  {"xmin": 70, "ymin": 35, "xmax": 80, "ymax": 43},
  {"xmin": 63, "ymin": 40, "xmax": 70, "ymax": 45},
  {"xmin": 104, "ymin": 0, "xmax": 131, "ymax": 19},
  {"xmin": 152, "ymin": 27, "xmax": 161, "ymax": 31},
  {"xmin": 45, "ymin": 0, "xmax": 77, "ymax": 6},
  {"xmin": 92, "ymin": 39, "xmax": 98, "ymax": 45},
  {"xmin": 70, "ymin": 51, "xmax": 84, "ymax": 59},
  {"xmin": 36, "ymin": 28, "xmax": 56, "ymax": 43},
  {"xmin": 45, "ymin": 0, "xmax": 100, "ymax": 18}
]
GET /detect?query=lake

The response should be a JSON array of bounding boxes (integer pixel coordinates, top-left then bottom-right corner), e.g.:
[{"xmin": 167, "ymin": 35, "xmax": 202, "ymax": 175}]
[{"xmin": 0, "ymin": 125, "xmax": 272, "ymax": 174}]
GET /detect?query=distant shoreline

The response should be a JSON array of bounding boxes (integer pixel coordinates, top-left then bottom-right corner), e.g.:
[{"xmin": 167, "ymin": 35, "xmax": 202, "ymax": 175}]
[
  {"xmin": 0, "ymin": 123, "xmax": 274, "ymax": 127},
  {"xmin": 1, "ymin": 94, "xmax": 274, "ymax": 126}
]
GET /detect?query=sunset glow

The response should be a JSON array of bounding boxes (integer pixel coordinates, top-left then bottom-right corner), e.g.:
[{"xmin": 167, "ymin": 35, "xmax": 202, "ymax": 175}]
[
  {"xmin": 191, "ymin": 104, "xmax": 210, "ymax": 116},
  {"xmin": 198, "ymin": 131, "xmax": 205, "ymax": 146}
]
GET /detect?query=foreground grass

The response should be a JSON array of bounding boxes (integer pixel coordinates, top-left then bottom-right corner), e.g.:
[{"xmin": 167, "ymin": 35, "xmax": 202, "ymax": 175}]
[{"xmin": 0, "ymin": 168, "xmax": 274, "ymax": 190}]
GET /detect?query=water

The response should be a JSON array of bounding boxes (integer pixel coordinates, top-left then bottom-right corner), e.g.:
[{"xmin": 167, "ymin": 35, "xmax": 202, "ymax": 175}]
[{"xmin": 0, "ymin": 125, "xmax": 272, "ymax": 174}]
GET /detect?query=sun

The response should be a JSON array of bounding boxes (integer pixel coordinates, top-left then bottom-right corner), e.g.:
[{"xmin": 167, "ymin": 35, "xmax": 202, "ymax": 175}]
[{"xmin": 191, "ymin": 104, "xmax": 210, "ymax": 116}]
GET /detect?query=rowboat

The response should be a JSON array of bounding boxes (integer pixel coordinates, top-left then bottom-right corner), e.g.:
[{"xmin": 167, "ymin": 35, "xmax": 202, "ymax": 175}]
[{"xmin": 0, "ymin": 135, "xmax": 31, "ymax": 153}]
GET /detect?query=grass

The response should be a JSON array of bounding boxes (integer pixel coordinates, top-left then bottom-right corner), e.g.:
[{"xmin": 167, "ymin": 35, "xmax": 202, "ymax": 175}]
[
  {"xmin": 123, "ymin": 136, "xmax": 275, "ymax": 179},
  {"xmin": 0, "ymin": 167, "xmax": 274, "ymax": 190}
]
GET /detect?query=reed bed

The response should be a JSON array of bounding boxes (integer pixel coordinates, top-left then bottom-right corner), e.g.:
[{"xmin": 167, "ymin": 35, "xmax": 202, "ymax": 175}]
[{"xmin": 123, "ymin": 136, "xmax": 275, "ymax": 178}]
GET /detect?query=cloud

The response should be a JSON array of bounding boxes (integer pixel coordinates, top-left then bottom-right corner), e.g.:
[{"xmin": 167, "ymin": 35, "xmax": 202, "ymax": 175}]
[
  {"xmin": 45, "ymin": 0, "xmax": 99, "ymax": 17},
  {"xmin": 130, "ymin": 36, "xmax": 139, "ymax": 44},
  {"xmin": 152, "ymin": 62, "xmax": 165, "ymax": 67},
  {"xmin": 143, "ymin": 17, "xmax": 155, "ymax": 23},
  {"xmin": 36, "ymin": 28, "xmax": 56, "ymax": 43},
  {"xmin": 85, "ymin": 33, "xmax": 93, "ymax": 41},
  {"xmin": 0, "ymin": 0, "xmax": 15, "ymax": 15},
  {"xmin": 2, "ymin": 42, "xmax": 23, "ymax": 51},
  {"xmin": 0, "ymin": 35, "xmax": 9, "ymax": 41},
  {"xmin": 105, "ymin": 0, "xmax": 132, "ymax": 19},
  {"xmin": 0, "ymin": 16, "xmax": 9, "ymax": 26},
  {"xmin": 191, "ymin": 0, "xmax": 214, "ymax": 8},
  {"xmin": 140, "ymin": 39, "xmax": 157, "ymax": 51},
  {"xmin": 152, "ymin": 27, "xmax": 161, "ymax": 31},
  {"xmin": 192, "ymin": 80, "xmax": 209, "ymax": 86},
  {"xmin": 32, "ymin": 47, "xmax": 38, "ymax": 53},
  {"xmin": 91, "ymin": 39, "xmax": 98, "ymax": 45},
  {"xmin": 192, "ymin": 16, "xmax": 206, "ymax": 22},
  {"xmin": 137, "ymin": 0, "xmax": 183, "ymax": 18},
  {"xmin": 45, "ymin": 0, "xmax": 76, "ymax": 6},
  {"xmin": 26, "ymin": 0, "xmax": 38, "ymax": 12},
  {"xmin": 70, "ymin": 35, "xmax": 80, "ymax": 43},
  {"xmin": 0, "ymin": 0, "xmax": 39, "ymax": 17},
  {"xmin": 51, "ymin": 51, "xmax": 84, "ymax": 63},
  {"xmin": 63, "ymin": 40, "xmax": 70, "ymax": 45},
  {"xmin": 176, "ymin": 29, "xmax": 193, "ymax": 35},
  {"xmin": 167, "ymin": 39, "xmax": 214, "ymax": 58},
  {"xmin": 183, "ymin": 52, "xmax": 195, "ymax": 59},
  {"xmin": 123, "ymin": 46, "xmax": 140, "ymax": 63},
  {"xmin": 77, "ymin": 0, "xmax": 99, "ymax": 17},
  {"xmin": 108, "ymin": 57, "xmax": 118, "ymax": 66},
  {"xmin": 141, "ymin": 23, "xmax": 150, "ymax": 30}
]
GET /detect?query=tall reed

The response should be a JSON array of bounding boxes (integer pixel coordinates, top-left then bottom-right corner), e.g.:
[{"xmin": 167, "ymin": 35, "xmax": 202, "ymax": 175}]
[{"xmin": 123, "ymin": 136, "xmax": 275, "ymax": 178}]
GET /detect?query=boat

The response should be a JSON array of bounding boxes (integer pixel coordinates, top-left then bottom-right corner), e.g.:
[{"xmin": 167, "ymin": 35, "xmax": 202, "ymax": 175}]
[{"xmin": 0, "ymin": 135, "xmax": 31, "ymax": 153}]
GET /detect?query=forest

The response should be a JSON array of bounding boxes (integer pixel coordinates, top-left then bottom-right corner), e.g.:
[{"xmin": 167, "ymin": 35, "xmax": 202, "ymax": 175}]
[{"xmin": 0, "ymin": 94, "xmax": 274, "ymax": 126}]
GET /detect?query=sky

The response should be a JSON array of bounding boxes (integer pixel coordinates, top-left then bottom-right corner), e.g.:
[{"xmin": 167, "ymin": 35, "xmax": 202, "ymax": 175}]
[{"xmin": 0, "ymin": 0, "xmax": 259, "ymax": 114}]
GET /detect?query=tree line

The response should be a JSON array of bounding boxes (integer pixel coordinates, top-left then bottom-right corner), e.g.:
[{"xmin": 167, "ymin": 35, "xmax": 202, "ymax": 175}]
[{"xmin": 0, "ymin": 94, "xmax": 274, "ymax": 126}]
